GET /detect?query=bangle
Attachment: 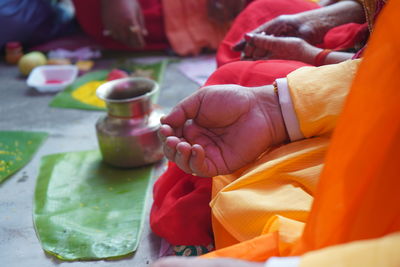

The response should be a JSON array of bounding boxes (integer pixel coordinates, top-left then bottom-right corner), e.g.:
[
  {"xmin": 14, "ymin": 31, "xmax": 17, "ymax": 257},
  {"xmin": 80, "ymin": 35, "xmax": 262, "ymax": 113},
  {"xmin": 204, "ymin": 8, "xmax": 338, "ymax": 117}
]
[{"xmin": 314, "ymin": 49, "xmax": 332, "ymax": 66}]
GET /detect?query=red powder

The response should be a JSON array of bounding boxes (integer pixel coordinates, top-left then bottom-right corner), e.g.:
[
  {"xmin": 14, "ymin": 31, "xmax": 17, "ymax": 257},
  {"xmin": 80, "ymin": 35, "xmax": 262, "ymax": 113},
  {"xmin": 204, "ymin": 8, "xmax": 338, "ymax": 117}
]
[{"xmin": 45, "ymin": 80, "xmax": 63, "ymax": 84}]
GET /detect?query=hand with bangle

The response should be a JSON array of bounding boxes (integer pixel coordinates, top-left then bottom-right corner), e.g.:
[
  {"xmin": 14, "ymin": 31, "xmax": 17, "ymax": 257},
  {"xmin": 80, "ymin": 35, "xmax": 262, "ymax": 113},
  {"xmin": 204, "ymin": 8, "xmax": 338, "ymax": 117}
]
[{"xmin": 100, "ymin": 0, "xmax": 148, "ymax": 48}]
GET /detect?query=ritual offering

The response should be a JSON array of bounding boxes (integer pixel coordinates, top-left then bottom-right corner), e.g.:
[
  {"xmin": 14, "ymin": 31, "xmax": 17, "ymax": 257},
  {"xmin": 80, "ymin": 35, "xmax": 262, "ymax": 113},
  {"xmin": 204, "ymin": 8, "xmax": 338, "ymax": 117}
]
[
  {"xmin": 27, "ymin": 65, "xmax": 78, "ymax": 93},
  {"xmin": 96, "ymin": 77, "xmax": 164, "ymax": 168},
  {"xmin": 0, "ymin": 131, "xmax": 48, "ymax": 183},
  {"xmin": 49, "ymin": 60, "xmax": 167, "ymax": 111},
  {"xmin": 33, "ymin": 150, "xmax": 154, "ymax": 260}
]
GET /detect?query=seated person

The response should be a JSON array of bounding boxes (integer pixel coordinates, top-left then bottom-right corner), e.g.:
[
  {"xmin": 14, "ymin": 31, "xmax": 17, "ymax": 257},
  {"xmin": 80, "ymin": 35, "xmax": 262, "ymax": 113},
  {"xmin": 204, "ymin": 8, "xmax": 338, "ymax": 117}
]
[
  {"xmin": 72, "ymin": 0, "xmax": 249, "ymax": 55},
  {"xmin": 149, "ymin": 0, "xmax": 388, "ymax": 259},
  {"xmin": 151, "ymin": 0, "xmax": 399, "ymax": 265},
  {"xmin": 0, "ymin": 0, "xmax": 76, "ymax": 49}
]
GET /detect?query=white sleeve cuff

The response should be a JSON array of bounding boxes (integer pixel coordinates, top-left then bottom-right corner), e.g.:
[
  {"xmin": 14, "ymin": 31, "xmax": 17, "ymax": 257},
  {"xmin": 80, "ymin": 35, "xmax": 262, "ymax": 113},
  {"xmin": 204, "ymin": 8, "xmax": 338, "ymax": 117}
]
[
  {"xmin": 264, "ymin": 256, "xmax": 301, "ymax": 267},
  {"xmin": 276, "ymin": 78, "xmax": 304, "ymax": 142}
]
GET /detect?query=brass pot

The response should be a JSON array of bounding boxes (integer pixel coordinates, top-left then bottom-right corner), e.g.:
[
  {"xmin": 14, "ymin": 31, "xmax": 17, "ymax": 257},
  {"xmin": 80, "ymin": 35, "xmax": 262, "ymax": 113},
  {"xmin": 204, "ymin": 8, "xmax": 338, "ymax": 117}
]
[{"xmin": 96, "ymin": 77, "xmax": 164, "ymax": 168}]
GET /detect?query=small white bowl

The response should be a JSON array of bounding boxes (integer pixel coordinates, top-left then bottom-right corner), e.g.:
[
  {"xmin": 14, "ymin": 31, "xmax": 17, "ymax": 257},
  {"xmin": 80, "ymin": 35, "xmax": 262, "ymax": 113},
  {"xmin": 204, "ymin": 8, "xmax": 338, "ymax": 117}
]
[{"xmin": 27, "ymin": 65, "xmax": 78, "ymax": 93}]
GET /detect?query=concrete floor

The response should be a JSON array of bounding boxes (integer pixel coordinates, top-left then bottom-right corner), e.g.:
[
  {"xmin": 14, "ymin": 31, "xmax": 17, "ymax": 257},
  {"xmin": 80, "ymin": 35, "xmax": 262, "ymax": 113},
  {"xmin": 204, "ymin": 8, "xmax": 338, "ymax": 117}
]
[{"xmin": 0, "ymin": 54, "xmax": 200, "ymax": 267}]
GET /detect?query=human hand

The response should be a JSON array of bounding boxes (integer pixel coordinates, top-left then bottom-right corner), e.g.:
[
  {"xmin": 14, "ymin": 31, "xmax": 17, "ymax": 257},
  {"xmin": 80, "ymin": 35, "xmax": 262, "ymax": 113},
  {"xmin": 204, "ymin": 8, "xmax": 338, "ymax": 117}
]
[
  {"xmin": 101, "ymin": 0, "xmax": 147, "ymax": 48},
  {"xmin": 241, "ymin": 34, "xmax": 320, "ymax": 64},
  {"xmin": 234, "ymin": 13, "xmax": 324, "ymax": 52},
  {"xmin": 207, "ymin": 0, "xmax": 247, "ymax": 23},
  {"xmin": 159, "ymin": 84, "xmax": 288, "ymax": 177},
  {"xmin": 151, "ymin": 256, "xmax": 264, "ymax": 267}
]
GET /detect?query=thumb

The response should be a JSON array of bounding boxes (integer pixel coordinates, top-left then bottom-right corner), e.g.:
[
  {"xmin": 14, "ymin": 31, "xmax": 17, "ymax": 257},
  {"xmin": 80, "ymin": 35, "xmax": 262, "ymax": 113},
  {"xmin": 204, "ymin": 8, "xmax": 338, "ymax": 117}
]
[{"xmin": 161, "ymin": 91, "xmax": 203, "ymax": 129}]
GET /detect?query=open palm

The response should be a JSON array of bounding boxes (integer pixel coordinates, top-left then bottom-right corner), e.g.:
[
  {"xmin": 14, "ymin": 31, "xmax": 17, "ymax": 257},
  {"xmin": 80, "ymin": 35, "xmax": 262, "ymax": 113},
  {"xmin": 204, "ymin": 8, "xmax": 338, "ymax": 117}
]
[{"xmin": 159, "ymin": 84, "xmax": 287, "ymax": 177}]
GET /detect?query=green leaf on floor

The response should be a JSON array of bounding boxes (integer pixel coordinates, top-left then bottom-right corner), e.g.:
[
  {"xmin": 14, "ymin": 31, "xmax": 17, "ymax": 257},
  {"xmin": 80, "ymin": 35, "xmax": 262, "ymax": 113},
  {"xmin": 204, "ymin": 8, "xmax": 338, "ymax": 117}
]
[
  {"xmin": 33, "ymin": 150, "xmax": 154, "ymax": 260},
  {"xmin": 49, "ymin": 60, "xmax": 167, "ymax": 110},
  {"xmin": 0, "ymin": 131, "xmax": 48, "ymax": 183}
]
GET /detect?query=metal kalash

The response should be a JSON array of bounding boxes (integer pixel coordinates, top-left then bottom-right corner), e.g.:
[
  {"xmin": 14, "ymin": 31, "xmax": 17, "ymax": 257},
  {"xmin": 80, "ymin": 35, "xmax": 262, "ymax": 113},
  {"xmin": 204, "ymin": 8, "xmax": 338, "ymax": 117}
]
[{"xmin": 96, "ymin": 77, "xmax": 164, "ymax": 168}]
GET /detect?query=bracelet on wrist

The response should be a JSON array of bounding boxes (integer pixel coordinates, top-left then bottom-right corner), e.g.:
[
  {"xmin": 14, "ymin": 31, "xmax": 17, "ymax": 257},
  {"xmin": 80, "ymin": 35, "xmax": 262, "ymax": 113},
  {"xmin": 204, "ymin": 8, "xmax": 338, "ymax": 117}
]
[{"xmin": 314, "ymin": 49, "xmax": 332, "ymax": 66}]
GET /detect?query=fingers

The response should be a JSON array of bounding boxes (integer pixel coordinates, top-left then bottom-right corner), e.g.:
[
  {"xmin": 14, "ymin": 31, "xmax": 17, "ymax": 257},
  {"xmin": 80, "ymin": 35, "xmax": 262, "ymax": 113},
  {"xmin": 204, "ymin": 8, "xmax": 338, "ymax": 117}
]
[
  {"xmin": 250, "ymin": 34, "xmax": 279, "ymax": 51},
  {"xmin": 189, "ymin": 144, "xmax": 214, "ymax": 177},
  {"xmin": 163, "ymin": 136, "xmax": 180, "ymax": 162},
  {"xmin": 128, "ymin": 25, "xmax": 145, "ymax": 48},
  {"xmin": 175, "ymin": 142, "xmax": 192, "ymax": 174},
  {"xmin": 161, "ymin": 92, "xmax": 203, "ymax": 129},
  {"xmin": 162, "ymin": 136, "xmax": 212, "ymax": 177}
]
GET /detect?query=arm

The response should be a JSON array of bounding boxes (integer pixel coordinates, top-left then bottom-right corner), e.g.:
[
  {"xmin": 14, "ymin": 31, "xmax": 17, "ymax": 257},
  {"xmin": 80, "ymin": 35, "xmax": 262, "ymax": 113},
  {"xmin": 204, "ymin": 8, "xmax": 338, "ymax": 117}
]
[
  {"xmin": 242, "ymin": 34, "xmax": 355, "ymax": 65},
  {"xmin": 280, "ymin": 59, "xmax": 361, "ymax": 140},
  {"xmin": 235, "ymin": 0, "xmax": 365, "ymax": 51}
]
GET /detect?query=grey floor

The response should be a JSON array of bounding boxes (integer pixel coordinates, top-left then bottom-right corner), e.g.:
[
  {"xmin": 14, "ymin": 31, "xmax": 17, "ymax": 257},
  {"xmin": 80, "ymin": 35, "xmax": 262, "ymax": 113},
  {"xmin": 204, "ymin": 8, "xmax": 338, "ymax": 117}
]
[{"xmin": 0, "ymin": 54, "xmax": 199, "ymax": 267}]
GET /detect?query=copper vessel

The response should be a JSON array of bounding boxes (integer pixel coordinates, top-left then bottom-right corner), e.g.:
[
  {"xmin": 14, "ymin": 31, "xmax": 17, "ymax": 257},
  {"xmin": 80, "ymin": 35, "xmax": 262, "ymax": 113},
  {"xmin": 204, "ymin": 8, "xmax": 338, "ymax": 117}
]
[{"xmin": 96, "ymin": 77, "xmax": 164, "ymax": 168}]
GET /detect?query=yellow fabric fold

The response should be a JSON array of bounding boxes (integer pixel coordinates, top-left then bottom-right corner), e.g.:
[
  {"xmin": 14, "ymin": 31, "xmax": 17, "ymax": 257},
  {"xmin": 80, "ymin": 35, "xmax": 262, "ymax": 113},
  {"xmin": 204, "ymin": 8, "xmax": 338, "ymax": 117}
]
[
  {"xmin": 300, "ymin": 232, "xmax": 400, "ymax": 267},
  {"xmin": 287, "ymin": 59, "xmax": 360, "ymax": 138},
  {"xmin": 211, "ymin": 137, "xmax": 328, "ymax": 250}
]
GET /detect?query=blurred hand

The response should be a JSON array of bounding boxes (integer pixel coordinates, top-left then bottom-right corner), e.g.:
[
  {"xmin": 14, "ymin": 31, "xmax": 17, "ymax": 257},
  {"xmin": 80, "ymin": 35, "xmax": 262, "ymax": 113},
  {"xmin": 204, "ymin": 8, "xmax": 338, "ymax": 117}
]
[
  {"xmin": 151, "ymin": 257, "xmax": 264, "ymax": 267},
  {"xmin": 101, "ymin": 0, "xmax": 147, "ymax": 48},
  {"xmin": 159, "ymin": 84, "xmax": 288, "ymax": 177},
  {"xmin": 242, "ymin": 34, "xmax": 319, "ymax": 64},
  {"xmin": 207, "ymin": 0, "xmax": 247, "ymax": 23},
  {"xmin": 234, "ymin": 13, "xmax": 327, "ymax": 52}
]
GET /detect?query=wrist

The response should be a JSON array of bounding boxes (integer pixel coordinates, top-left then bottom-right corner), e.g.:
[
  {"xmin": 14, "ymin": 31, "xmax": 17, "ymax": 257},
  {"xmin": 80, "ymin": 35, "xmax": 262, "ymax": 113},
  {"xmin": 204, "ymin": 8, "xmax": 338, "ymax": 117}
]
[
  {"xmin": 252, "ymin": 85, "xmax": 289, "ymax": 145},
  {"xmin": 301, "ymin": 43, "xmax": 323, "ymax": 65}
]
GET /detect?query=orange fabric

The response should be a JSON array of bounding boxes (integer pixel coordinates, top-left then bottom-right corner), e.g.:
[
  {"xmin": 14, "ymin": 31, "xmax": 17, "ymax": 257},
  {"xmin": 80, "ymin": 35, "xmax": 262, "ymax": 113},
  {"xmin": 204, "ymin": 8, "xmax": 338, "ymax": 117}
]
[
  {"xmin": 161, "ymin": 0, "xmax": 231, "ymax": 56},
  {"xmin": 204, "ymin": 0, "xmax": 400, "ymax": 261},
  {"xmin": 292, "ymin": 0, "xmax": 400, "ymax": 254}
]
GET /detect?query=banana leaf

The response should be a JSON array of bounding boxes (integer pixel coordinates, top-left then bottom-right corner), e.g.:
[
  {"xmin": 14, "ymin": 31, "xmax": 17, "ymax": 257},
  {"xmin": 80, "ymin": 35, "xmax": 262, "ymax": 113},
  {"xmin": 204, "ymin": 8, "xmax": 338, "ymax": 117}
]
[
  {"xmin": 0, "ymin": 131, "xmax": 48, "ymax": 183},
  {"xmin": 33, "ymin": 150, "xmax": 154, "ymax": 260}
]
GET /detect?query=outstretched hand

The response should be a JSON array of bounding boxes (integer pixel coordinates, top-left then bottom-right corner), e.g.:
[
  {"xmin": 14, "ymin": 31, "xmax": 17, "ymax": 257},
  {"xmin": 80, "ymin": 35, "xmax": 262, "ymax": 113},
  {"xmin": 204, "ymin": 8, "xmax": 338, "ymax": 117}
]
[
  {"xmin": 241, "ymin": 34, "xmax": 320, "ymax": 64},
  {"xmin": 234, "ymin": 13, "xmax": 324, "ymax": 52},
  {"xmin": 159, "ymin": 84, "xmax": 288, "ymax": 177},
  {"xmin": 101, "ymin": 0, "xmax": 147, "ymax": 48}
]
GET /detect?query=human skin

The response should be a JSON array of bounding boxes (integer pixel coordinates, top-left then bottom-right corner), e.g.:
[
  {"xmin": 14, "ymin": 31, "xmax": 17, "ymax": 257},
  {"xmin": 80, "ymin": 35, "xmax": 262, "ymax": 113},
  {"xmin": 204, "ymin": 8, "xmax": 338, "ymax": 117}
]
[
  {"xmin": 244, "ymin": 34, "xmax": 355, "ymax": 65},
  {"xmin": 100, "ymin": 0, "xmax": 147, "ymax": 48},
  {"xmin": 151, "ymin": 257, "xmax": 264, "ymax": 267},
  {"xmin": 235, "ymin": 0, "xmax": 365, "ymax": 63},
  {"xmin": 158, "ymin": 84, "xmax": 289, "ymax": 177}
]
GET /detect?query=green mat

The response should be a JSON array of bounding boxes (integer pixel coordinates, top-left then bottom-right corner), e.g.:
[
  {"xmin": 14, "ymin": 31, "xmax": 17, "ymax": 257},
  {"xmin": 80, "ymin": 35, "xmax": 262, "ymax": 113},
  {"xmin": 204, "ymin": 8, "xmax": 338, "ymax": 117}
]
[
  {"xmin": 0, "ymin": 131, "xmax": 48, "ymax": 183},
  {"xmin": 49, "ymin": 60, "xmax": 167, "ymax": 111},
  {"xmin": 33, "ymin": 150, "xmax": 154, "ymax": 260}
]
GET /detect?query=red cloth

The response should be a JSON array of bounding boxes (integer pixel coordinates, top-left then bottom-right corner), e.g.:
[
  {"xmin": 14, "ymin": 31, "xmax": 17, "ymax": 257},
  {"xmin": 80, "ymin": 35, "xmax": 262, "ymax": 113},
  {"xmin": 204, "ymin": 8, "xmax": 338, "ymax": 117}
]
[
  {"xmin": 216, "ymin": 0, "xmax": 366, "ymax": 66},
  {"xmin": 150, "ymin": 59, "xmax": 308, "ymax": 246},
  {"xmin": 72, "ymin": 0, "xmax": 169, "ymax": 51}
]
